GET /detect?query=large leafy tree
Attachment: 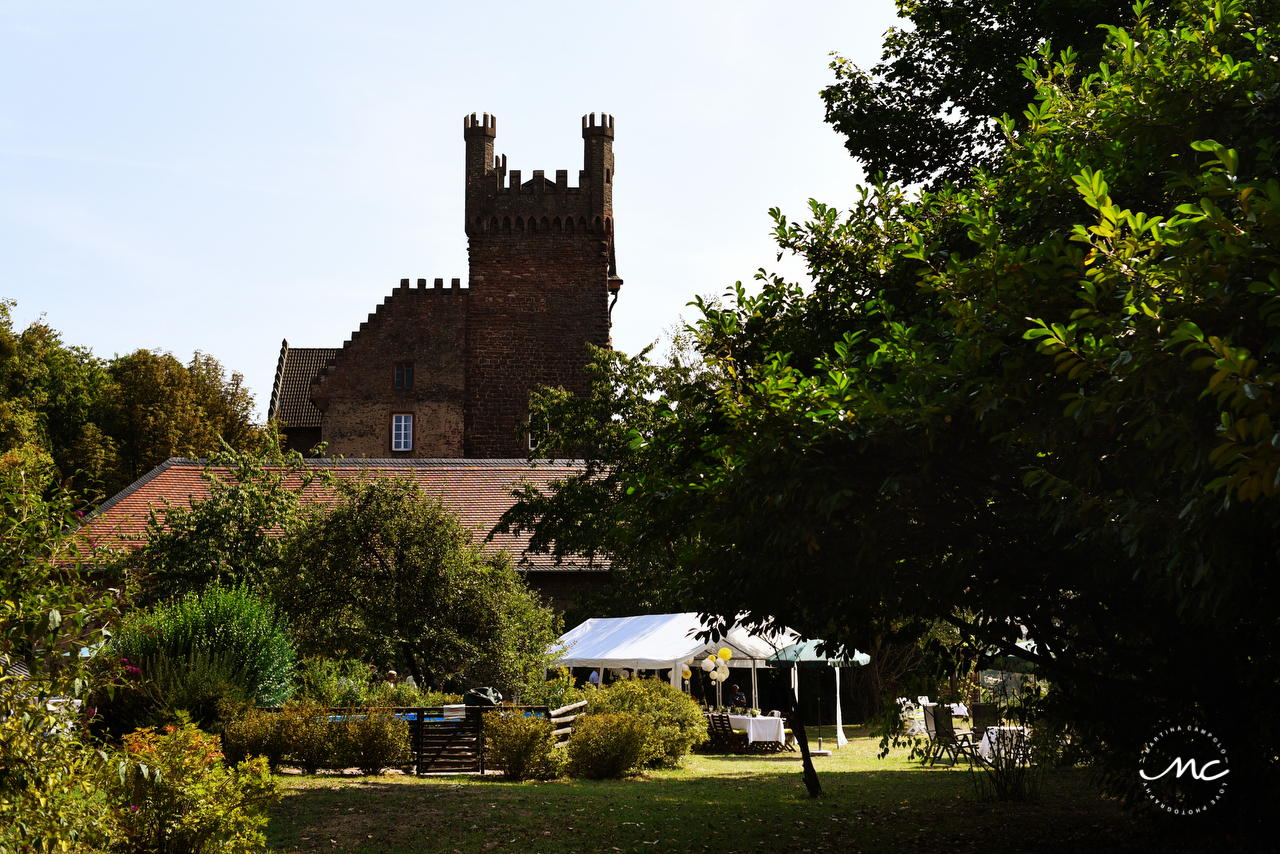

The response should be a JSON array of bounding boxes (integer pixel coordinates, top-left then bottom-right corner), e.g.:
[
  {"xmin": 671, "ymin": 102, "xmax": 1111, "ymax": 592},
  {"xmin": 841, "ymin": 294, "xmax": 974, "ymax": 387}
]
[
  {"xmin": 130, "ymin": 439, "xmax": 316, "ymax": 606},
  {"xmin": 95, "ymin": 349, "xmax": 267, "ymax": 495},
  {"xmin": 275, "ymin": 477, "xmax": 561, "ymax": 694},
  {"xmin": 510, "ymin": 0, "xmax": 1280, "ymax": 817},
  {"xmin": 821, "ymin": 0, "xmax": 1175, "ymax": 187},
  {"xmin": 0, "ymin": 301, "xmax": 270, "ymax": 496}
]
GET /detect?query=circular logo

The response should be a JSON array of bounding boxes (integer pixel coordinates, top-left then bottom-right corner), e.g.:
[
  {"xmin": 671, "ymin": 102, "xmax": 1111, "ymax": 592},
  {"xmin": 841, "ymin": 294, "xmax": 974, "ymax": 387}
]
[{"xmin": 1139, "ymin": 725, "xmax": 1229, "ymax": 815}]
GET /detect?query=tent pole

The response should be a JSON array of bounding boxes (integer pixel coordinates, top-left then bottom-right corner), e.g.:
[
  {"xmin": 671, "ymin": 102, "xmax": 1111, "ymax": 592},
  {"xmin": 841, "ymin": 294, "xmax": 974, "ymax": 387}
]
[
  {"xmin": 751, "ymin": 659, "xmax": 759, "ymax": 710},
  {"xmin": 817, "ymin": 669, "xmax": 823, "ymax": 751}
]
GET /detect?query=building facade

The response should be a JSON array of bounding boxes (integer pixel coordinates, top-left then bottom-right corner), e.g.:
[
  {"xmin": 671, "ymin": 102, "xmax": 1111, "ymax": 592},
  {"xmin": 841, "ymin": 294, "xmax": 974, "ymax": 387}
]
[{"xmin": 268, "ymin": 112, "xmax": 623, "ymax": 458}]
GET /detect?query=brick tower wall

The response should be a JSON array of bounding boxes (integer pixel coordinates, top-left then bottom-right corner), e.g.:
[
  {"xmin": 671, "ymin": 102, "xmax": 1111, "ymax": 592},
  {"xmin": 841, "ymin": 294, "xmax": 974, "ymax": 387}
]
[
  {"xmin": 461, "ymin": 113, "xmax": 616, "ymax": 457},
  {"xmin": 311, "ymin": 280, "xmax": 469, "ymax": 458}
]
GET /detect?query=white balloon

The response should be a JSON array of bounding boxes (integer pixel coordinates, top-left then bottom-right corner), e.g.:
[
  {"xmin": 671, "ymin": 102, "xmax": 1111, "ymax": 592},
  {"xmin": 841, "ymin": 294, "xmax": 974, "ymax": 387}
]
[
  {"xmin": 717, "ymin": 666, "xmax": 730, "ymax": 679},
  {"xmin": 701, "ymin": 658, "xmax": 715, "ymax": 672}
]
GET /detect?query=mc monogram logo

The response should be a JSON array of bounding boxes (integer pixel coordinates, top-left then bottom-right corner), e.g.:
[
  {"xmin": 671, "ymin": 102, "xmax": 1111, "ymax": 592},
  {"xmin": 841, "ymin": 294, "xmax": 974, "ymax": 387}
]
[{"xmin": 1139, "ymin": 725, "xmax": 1229, "ymax": 815}]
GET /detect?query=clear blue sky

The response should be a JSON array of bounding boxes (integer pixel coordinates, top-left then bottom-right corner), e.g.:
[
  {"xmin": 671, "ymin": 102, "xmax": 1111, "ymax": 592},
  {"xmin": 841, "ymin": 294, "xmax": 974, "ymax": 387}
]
[{"xmin": 1, "ymin": 1, "xmax": 901, "ymax": 419}]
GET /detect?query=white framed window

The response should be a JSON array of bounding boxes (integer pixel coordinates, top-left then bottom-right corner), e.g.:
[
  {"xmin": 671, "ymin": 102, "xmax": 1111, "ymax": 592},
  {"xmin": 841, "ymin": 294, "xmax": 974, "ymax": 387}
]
[{"xmin": 392, "ymin": 414, "xmax": 413, "ymax": 451}]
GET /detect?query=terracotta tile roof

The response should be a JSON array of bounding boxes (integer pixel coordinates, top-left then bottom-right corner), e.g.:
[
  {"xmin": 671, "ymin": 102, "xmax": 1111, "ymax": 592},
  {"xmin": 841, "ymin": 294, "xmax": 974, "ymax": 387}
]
[
  {"xmin": 86, "ymin": 457, "xmax": 599, "ymax": 572},
  {"xmin": 267, "ymin": 340, "xmax": 338, "ymax": 428}
]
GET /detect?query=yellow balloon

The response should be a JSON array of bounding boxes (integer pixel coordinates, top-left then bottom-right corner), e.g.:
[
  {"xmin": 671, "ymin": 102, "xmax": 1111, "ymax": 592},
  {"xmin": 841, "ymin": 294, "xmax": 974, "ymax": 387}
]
[
  {"xmin": 682, "ymin": 669, "xmax": 692, "ymax": 679},
  {"xmin": 718, "ymin": 648, "xmax": 732, "ymax": 661}
]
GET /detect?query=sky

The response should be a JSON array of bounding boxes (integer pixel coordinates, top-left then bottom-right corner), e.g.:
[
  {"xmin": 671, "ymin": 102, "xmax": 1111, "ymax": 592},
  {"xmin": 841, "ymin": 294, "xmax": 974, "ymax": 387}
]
[{"xmin": 1, "ymin": 1, "xmax": 902, "ymax": 419}]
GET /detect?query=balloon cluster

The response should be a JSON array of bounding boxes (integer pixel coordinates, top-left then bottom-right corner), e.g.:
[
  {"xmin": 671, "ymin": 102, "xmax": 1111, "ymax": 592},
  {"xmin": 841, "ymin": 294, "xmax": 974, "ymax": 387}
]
[{"xmin": 682, "ymin": 647, "xmax": 732, "ymax": 682}]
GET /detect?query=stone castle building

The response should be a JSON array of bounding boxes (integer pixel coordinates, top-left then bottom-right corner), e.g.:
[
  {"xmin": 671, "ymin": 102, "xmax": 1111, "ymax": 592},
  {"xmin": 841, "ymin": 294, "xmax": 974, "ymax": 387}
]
[{"xmin": 268, "ymin": 112, "xmax": 624, "ymax": 457}]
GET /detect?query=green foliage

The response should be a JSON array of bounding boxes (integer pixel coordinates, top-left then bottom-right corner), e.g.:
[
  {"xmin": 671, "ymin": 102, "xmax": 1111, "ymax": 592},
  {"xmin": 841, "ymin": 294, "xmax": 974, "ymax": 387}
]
[
  {"xmin": 508, "ymin": 0, "xmax": 1280, "ymax": 821},
  {"xmin": 225, "ymin": 702, "xmax": 408, "ymax": 776},
  {"xmin": 331, "ymin": 708, "xmax": 411, "ymax": 776},
  {"xmin": 125, "ymin": 649, "xmax": 252, "ymax": 736},
  {"xmin": 518, "ymin": 667, "xmax": 584, "ymax": 710},
  {"xmin": 585, "ymin": 679, "xmax": 708, "ymax": 766},
  {"xmin": 564, "ymin": 712, "xmax": 654, "ymax": 780},
  {"xmin": 275, "ymin": 476, "xmax": 561, "ymax": 695},
  {"xmin": 221, "ymin": 706, "xmax": 288, "ymax": 772},
  {"xmin": 132, "ymin": 439, "xmax": 314, "ymax": 604},
  {"xmin": 0, "ymin": 300, "xmax": 268, "ymax": 496},
  {"xmin": 95, "ymin": 349, "xmax": 268, "ymax": 496},
  {"xmin": 820, "ymin": 0, "xmax": 1174, "ymax": 187},
  {"xmin": 107, "ymin": 715, "xmax": 279, "ymax": 854},
  {"xmin": 112, "ymin": 585, "xmax": 295, "ymax": 708},
  {"xmin": 275, "ymin": 701, "xmax": 331, "ymax": 776},
  {"xmin": 0, "ymin": 465, "xmax": 126, "ymax": 853},
  {"xmin": 292, "ymin": 656, "xmax": 373, "ymax": 707},
  {"xmin": 483, "ymin": 710, "xmax": 562, "ymax": 781},
  {"xmin": 494, "ymin": 347, "xmax": 708, "ymax": 624}
]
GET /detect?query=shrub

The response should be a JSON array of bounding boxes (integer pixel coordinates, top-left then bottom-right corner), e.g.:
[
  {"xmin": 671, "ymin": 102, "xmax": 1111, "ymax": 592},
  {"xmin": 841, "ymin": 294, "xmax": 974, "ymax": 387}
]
[
  {"xmin": 565, "ymin": 712, "xmax": 654, "ymax": 779},
  {"xmin": 107, "ymin": 715, "xmax": 280, "ymax": 854},
  {"xmin": 585, "ymin": 678, "xmax": 707, "ymax": 765},
  {"xmin": 222, "ymin": 706, "xmax": 288, "ymax": 772},
  {"xmin": 292, "ymin": 657, "xmax": 370, "ymax": 708},
  {"xmin": 332, "ymin": 708, "xmax": 410, "ymax": 776},
  {"xmin": 484, "ymin": 710, "xmax": 561, "ymax": 781},
  {"xmin": 276, "ymin": 700, "xmax": 332, "ymax": 775},
  {"xmin": 113, "ymin": 585, "xmax": 295, "ymax": 708},
  {"xmin": 519, "ymin": 667, "xmax": 584, "ymax": 710},
  {"xmin": 136, "ymin": 648, "xmax": 252, "ymax": 733}
]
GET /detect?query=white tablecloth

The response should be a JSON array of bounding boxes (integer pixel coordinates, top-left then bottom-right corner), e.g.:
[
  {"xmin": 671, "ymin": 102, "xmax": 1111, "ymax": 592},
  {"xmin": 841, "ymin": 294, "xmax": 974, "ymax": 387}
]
[
  {"xmin": 979, "ymin": 726, "xmax": 1029, "ymax": 762},
  {"xmin": 728, "ymin": 714, "xmax": 786, "ymax": 745},
  {"xmin": 949, "ymin": 703, "xmax": 969, "ymax": 717}
]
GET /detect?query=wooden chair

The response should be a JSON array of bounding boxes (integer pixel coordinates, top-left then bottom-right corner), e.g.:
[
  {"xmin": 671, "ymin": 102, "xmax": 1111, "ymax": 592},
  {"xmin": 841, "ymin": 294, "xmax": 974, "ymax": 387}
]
[
  {"xmin": 704, "ymin": 713, "xmax": 749, "ymax": 753},
  {"xmin": 922, "ymin": 704, "xmax": 978, "ymax": 766}
]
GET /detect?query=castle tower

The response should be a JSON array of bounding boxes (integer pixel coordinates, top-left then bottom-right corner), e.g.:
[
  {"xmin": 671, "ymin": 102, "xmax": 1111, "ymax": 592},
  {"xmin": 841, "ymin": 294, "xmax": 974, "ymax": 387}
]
[{"xmin": 462, "ymin": 112, "xmax": 622, "ymax": 457}]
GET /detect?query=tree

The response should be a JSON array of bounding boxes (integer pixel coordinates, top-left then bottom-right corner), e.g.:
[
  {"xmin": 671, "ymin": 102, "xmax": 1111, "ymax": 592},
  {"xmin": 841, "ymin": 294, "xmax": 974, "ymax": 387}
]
[
  {"xmin": 494, "ymin": 346, "xmax": 708, "ymax": 626},
  {"xmin": 131, "ymin": 438, "xmax": 315, "ymax": 606},
  {"xmin": 95, "ymin": 350, "xmax": 268, "ymax": 495},
  {"xmin": 0, "ymin": 301, "xmax": 270, "ymax": 496},
  {"xmin": 820, "ymin": 0, "xmax": 1175, "ymax": 187},
  {"xmin": 0, "ymin": 301, "xmax": 111, "ymax": 487},
  {"xmin": 509, "ymin": 0, "xmax": 1280, "ymax": 818},
  {"xmin": 274, "ymin": 477, "xmax": 561, "ymax": 694},
  {"xmin": 0, "ymin": 464, "xmax": 127, "ymax": 852}
]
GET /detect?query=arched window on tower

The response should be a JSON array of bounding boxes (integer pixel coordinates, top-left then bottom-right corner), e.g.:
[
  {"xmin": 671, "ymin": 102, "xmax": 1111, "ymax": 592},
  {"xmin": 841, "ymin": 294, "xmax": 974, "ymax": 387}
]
[{"xmin": 565, "ymin": 218, "xmax": 574, "ymax": 234}]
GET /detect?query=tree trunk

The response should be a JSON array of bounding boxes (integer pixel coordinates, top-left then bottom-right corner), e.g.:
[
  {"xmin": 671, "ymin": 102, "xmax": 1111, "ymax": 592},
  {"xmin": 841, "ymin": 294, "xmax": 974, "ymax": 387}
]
[{"xmin": 788, "ymin": 686, "xmax": 822, "ymax": 797}]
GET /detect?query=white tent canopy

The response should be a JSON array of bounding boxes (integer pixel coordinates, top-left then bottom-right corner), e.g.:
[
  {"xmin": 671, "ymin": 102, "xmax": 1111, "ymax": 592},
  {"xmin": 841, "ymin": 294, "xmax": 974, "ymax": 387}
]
[
  {"xmin": 553, "ymin": 613, "xmax": 801, "ymax": 697},
  {"xmin": 554, "ymin": 613, "xmax": 798, "ymax": 670}
]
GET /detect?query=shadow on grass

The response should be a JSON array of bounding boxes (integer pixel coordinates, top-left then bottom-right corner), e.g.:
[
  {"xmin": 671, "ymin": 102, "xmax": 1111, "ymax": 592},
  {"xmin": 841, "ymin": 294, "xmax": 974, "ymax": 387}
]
[{"xmin": 263, "ymin": 759, "xmax": 1206, "ymax": 854}]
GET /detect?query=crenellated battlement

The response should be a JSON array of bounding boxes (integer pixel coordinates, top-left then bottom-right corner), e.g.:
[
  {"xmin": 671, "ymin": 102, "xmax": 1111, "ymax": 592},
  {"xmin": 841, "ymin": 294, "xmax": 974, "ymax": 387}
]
[
  {"xmin": 581, "ymin": 112, "xmax": 614, "ymax": 137},
  {"xmin": 463, "ymin": 112, "xmax": 496, "ymax": 137},
  {"xmin": 464, "ymin": 112, "xmax": 615, "ymax": 240}
]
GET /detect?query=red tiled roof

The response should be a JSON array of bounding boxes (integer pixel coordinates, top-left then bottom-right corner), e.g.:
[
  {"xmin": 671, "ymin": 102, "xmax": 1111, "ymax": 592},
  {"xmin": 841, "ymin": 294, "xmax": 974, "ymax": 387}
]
[{"xmin": 86, "ymin": 457, "xmax": 599, "ymax": 572}]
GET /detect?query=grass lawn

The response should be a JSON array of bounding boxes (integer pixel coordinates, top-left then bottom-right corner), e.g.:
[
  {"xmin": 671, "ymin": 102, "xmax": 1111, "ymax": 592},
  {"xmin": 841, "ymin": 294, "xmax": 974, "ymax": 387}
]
[{"xmin": 263, "ymin": 726, "xmax": 1210, "ymax": 854}]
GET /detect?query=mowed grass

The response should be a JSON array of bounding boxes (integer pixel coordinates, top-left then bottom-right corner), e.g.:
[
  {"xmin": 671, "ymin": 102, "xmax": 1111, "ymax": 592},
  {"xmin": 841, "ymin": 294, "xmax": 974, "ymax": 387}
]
[{"xmin": 263, "ymin": 726, "xmax": 1195, "ymax": 854}]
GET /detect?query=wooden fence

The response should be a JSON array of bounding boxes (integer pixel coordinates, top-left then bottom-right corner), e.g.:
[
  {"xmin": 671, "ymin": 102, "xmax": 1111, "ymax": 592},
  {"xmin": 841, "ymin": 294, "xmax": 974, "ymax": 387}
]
[{"xmin": 549, "ymin": 699, "xmax": 587, "ymax": 746}]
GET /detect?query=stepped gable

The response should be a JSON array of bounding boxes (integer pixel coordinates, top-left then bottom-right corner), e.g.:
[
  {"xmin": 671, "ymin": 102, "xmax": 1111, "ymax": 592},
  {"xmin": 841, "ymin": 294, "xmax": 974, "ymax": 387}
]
[
  {"xmin": 309, "ymin": 277, "xmax": 470, "ymax": 458},
  {"xmin": 85, "ymin": 457, "xmax": 600, "ymax": 574}
]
